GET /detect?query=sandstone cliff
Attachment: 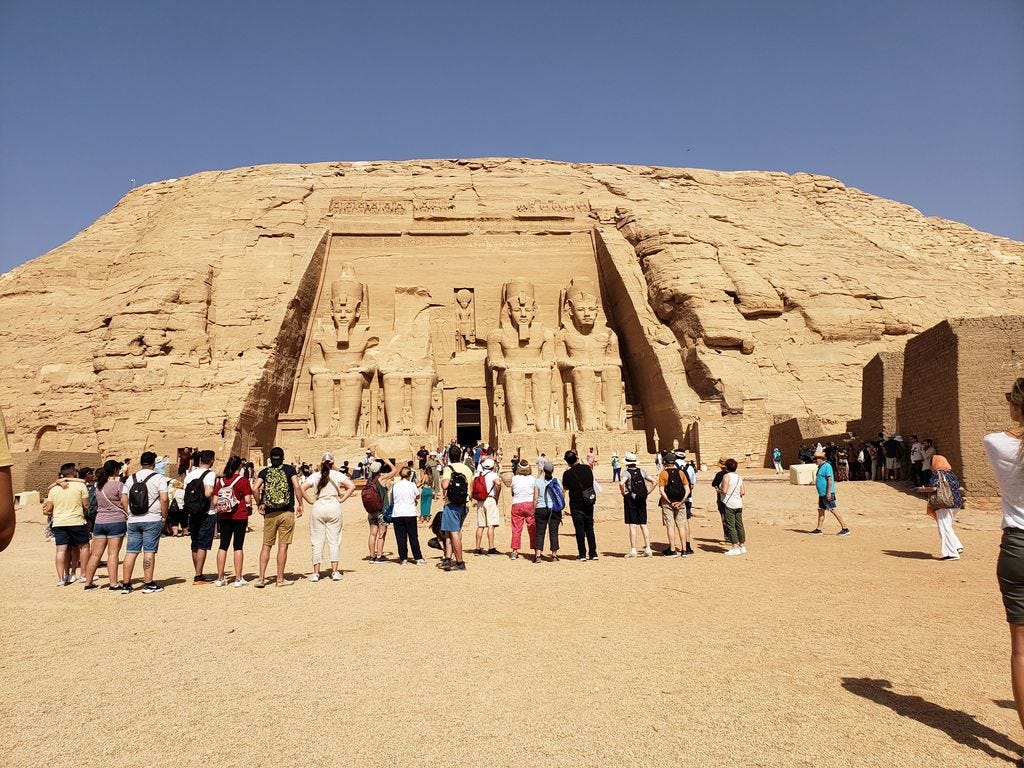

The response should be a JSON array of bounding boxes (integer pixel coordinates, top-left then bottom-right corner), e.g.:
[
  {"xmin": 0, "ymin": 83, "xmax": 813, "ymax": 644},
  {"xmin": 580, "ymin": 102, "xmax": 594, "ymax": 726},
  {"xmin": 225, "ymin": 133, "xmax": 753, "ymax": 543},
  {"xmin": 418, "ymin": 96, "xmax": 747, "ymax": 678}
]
[{"xmin": 1, "ymin": 158, "xmax": 1021, "ymax": 458}]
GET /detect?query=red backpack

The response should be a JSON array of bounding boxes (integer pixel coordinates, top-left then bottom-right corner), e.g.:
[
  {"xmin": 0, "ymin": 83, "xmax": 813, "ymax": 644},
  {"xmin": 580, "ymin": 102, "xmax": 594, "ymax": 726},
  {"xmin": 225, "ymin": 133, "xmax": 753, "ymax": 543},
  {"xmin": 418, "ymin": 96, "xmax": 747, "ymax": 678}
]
[{"xmin": 471, "ymin": 472, "xmax": 490, "ymax": 502}]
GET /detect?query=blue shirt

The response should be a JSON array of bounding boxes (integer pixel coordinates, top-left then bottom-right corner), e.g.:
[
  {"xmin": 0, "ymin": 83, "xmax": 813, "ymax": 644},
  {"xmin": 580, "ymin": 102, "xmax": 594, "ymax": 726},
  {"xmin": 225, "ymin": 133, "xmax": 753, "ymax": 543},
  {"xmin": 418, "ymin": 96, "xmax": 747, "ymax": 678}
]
[{"xmin": 815, "ymin": 462, "xmax": 835, "ymax": 496}]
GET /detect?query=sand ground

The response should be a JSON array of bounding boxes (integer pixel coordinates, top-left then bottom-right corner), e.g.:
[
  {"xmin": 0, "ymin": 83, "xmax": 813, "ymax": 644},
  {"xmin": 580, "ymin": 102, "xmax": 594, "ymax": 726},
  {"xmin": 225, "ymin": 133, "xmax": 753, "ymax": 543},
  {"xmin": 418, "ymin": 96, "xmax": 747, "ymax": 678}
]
[{"xmin": 1, "ymin": 472, "xmax": 1020, "ymax": 767}]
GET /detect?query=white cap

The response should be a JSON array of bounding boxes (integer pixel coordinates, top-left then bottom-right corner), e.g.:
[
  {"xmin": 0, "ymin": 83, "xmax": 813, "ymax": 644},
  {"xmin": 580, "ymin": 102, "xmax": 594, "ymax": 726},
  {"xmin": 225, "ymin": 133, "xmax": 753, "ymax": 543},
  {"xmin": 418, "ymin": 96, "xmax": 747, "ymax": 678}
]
[
  {"xmin": 482, "ymin": 458, "xmax": 495, "ymax": 469},
  {"xmin": 321, "ymin": 452, "xmax": 334, "ymax": 463}
]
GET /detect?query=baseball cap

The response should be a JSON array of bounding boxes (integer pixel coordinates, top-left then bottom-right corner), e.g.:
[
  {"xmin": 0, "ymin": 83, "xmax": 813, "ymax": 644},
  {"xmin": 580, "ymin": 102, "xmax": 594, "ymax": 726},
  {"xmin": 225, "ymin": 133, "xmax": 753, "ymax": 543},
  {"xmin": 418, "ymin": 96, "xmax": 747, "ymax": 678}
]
[
  {"xmin": 321, "ymin": 452, "xmax": 334, "ymax": 463},
  {"xmin": 368, "ymin": 460, "xmax": 382, "ymax": 474}
]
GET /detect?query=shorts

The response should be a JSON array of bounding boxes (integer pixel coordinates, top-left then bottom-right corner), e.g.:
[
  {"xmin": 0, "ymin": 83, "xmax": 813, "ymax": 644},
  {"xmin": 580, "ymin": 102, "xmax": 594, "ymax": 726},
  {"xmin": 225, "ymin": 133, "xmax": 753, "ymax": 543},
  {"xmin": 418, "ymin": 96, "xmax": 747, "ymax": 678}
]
[
  {"xmin": 92, "ymin": 521, "xmax": 127, "ymax": 539},
  {"xmin": 885, "ymin": 458, "xmax": 898, "ymax": 470},
  {"xmin": 661, "ymin": 505, "xmax": 687, "ymax": 529},
  {"xmin": 624, "ymin": 503, "xmax": 648, "ymax": 526},
  {"xmin": 262, "ymin": 511, "xmax": 295, "ymax": 546},
  {"xmin": 190, "ymin": 513, "xmax": 216, "ymax": 552},
  {"xmin": 367, "ymin": 511, "xmax": 388, "ymax": 527},
  {"xmin": 126, "ymin": 520, "xmax": 162, "ymax": 553},
  {"xmin": 441, "ymin": 503, "xmax": 468, "ymax": 533},
  {"xmin": 818, "ymin": 495, "xmax": 837, "ymax": 511},
  {"xmin": 998, "ymin": 528, "xmax": 1024, "ymax": 624},
  {"xmin": 52, "ymin": 525, "xmax": 90, "ymax": 547},
  {"xmin": 476, "ymin": 497, "xmax": 500, "ymax": 527}
]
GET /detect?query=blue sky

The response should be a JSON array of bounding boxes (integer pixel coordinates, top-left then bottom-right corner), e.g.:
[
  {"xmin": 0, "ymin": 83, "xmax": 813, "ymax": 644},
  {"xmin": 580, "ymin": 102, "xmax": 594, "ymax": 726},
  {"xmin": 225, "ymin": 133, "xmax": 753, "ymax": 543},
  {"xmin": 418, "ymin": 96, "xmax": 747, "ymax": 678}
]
[{"xmin": 1, "ymin": 0, "xmax": 1021, "ymax": 273}]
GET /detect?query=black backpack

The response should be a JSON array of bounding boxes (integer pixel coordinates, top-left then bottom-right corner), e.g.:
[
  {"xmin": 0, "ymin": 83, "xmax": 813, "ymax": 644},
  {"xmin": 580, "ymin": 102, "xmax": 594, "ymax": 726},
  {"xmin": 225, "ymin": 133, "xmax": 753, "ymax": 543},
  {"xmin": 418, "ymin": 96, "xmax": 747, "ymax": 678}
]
[
  {"xmin": 665, "ymin": 466, "xmax": 686, "ymax": 502},
  {"xmin": 182, "ymin": 470, "xmax": 211, "ymax": 516},
  {"xmin": 128, "ymin": 472, "xmax": 158, "ymax": 516},
  {"xmin": 626, "ymin": 467, "xmax": 648, "ymax": 503},
  {"xmin": 446, "ymin": 467, "xmax": 469, "ymax": 505}
]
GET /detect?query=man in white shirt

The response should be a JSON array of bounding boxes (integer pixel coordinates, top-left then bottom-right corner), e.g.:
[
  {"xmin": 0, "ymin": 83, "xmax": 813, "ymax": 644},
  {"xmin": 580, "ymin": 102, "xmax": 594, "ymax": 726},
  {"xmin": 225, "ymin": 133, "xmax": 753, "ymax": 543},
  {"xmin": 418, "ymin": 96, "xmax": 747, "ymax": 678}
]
[
  {"xmin": 183, "ymin": 450, "xmax": 217, "ymax": 583},
  {"xmin": 120, "ymin": 452, "xmax": 170, "ymax": 594},
  {"xmin": 474, "ymin": 457, "xmax": 502, "ymax": 556},
  {"xmin": 909, "ymin": 436, "xmax": 924, "ymax": 486}
]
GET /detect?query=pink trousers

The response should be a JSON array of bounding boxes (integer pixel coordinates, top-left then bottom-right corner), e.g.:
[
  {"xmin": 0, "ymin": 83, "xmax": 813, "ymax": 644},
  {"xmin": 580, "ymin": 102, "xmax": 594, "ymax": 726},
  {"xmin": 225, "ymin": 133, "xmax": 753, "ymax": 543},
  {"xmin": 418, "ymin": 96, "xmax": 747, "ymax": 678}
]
[{"xmin": 510, "ymin": 502, "xmax": 536, "ymax": 551}]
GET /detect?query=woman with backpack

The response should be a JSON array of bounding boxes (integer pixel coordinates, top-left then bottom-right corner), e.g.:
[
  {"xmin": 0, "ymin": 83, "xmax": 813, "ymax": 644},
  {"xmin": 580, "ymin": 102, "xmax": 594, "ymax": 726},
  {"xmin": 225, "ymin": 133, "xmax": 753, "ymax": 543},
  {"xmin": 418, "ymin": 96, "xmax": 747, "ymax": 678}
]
[
  {"xmin": 362, "ymin": 459, "xmax": 398, "ymax": 563},
  {"xmin": 915, "ymin": 455, "xmax": 964, "ymax": 561},
  {"xmin": 302, "ymin": 453, "xmax": 355, "ymax": 581},
  {"xmin": 213, "ymin": 455, "xmax": 254, "ymax": 587},
  {"xmin": 533, "ymin": 458, "xmax": 563, "ymax": 562},
  {"xmin": 508, "ymin": 460, "xmax": 539, "ymax": 561}
]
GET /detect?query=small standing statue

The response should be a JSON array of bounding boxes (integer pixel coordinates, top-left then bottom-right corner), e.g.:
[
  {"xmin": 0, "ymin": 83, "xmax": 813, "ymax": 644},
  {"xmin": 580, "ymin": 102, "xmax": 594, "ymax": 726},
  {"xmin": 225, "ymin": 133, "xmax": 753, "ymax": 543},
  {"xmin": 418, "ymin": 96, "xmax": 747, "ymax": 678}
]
[{"xmin": 454, "ymin": 288, "xmax": 477, "ymax": 353}]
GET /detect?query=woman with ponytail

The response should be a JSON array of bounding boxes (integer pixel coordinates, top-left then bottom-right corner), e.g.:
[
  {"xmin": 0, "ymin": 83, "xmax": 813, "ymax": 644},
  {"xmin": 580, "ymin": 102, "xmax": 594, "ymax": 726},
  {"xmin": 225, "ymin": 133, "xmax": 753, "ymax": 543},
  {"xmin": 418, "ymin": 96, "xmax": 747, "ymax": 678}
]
[
  {"xmin": 985, "ymin": 377, "xmax": 1024, "ymax": 764},
  {"xmin": 301, "ymin": 452, "xmax": 354, "ymax": 581},
  {"xmin": 83, "ymin": 460, "xmax": 126, "ymax": 590}
]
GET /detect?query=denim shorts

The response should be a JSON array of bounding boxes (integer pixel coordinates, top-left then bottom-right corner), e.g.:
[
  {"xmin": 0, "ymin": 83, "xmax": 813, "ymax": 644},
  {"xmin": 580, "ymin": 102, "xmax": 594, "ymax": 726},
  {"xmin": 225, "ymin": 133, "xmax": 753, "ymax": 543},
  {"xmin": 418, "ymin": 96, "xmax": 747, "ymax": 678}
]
[
  {"xmin": 93, "ymin": 521, "xmax": 127, "ymax": 539},
  {"xmin": 440, "ymin": 503, "xmax": 468, "ymax": 533},
  {"xmin": 126, "ymin": 520, "xmax": 163, "ymax": 553},
  {"xmin": 818, "ymin": 494, "xmax": 837, "ymax": 511},
  {"xmin": 53, "ymin": 525, "xmax": 90, "ymax": 547}
]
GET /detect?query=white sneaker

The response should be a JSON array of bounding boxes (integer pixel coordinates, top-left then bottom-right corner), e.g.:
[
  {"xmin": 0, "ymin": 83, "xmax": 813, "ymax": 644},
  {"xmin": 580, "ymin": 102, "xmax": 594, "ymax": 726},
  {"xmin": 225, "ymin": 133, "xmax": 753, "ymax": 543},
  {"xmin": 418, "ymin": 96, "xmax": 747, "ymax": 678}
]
[
  {"xmin": 415, "ymin": 559, "xmax": 426, "ymax": 565},
  {"xmin": 76, "ymin": 575, "xmax": 87, "ymax": 583},
  {"xmin": 739, "ymin": 546, "xmax": 747, "ymax": 554},
  {"xmin": 308, "ymin": 572, "xmax": 320, "ymax": 582},
  {"xmin": 625, "ymin": 548, "xmax": 638, "ymax": 558},
  {"xmin": 56, "ymin": 579, "xmax": 66, "ymax": 587},
  {"xmin": 723, "ymin": 547, "xmax": 742, "ymax": 556},
  {"xmin": 214, "ymin": 578, "xmax": 226, "ymax": 587},
  {"xmin": 233, "ymin": 578, "xmax": 246, "ymax": 588},
  {"xmin": 642, "ymin": 547, "xmax": 653, "ymax": 557},
  {"xmin": 330, "ymin": 571, "xmax": 342, "ymax": 581}
]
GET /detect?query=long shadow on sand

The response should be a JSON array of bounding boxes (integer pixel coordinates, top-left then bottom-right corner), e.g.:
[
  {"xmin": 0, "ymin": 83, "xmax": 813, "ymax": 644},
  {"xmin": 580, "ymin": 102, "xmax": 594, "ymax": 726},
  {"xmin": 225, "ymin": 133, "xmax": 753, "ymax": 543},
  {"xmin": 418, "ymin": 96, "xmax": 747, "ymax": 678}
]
[
  {"xmin": 841, "ymin": 677, "xmax": 1021, "ymax": 763},
  {"xmin": 881, "ymin": 550, "xmax": 935, "ymax": 560}
]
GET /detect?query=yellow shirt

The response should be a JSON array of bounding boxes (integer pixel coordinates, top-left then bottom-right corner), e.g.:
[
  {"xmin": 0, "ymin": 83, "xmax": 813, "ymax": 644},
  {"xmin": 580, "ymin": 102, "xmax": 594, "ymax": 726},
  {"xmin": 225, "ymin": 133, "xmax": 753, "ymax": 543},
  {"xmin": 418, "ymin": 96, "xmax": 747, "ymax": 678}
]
[
  {"xmin": 0, "ymin": 408, "xmax": 11, "ymax": 469},
  {"xmin": 46, "ymin": 483, "xmax": 89, "ymax": 527}
]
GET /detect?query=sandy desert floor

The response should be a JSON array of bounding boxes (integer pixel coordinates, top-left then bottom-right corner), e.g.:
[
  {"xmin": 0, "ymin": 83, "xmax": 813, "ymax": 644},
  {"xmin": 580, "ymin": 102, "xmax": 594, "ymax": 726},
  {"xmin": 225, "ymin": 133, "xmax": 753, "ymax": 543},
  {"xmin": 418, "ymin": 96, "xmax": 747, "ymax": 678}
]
[{"xmin": 1, "ymin": 472, "xmax": 1020, "ymax": 767}]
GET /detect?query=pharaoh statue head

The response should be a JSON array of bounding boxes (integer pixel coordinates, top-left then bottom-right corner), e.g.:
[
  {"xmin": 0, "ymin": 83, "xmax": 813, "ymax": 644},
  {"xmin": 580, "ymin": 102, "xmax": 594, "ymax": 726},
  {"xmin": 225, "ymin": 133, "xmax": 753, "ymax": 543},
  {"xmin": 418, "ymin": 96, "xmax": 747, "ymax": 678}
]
[
  {"xmin": 455, "ymin": 288, "xmax": 473, "ymax": 310},
  {"xmin": 503, "ymin": 278, "xmax": 537, "ymax": 342},
  {"xmin": 562, "ymin": 277, "xmax": 600, "ymax": 333},
  {"xmin": 330, "ymin": 262, "xmax": 366, "ymax": 345}
]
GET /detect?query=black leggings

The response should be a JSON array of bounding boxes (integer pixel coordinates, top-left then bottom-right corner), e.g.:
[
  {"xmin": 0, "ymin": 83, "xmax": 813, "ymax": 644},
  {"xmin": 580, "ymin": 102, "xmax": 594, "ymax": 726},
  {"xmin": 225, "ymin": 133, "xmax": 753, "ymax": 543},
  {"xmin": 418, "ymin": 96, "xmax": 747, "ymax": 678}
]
[
  {"xmin": 218, "ymin": 519, "xmax": 246, "ymax": 551},
  {"xmin": 534, "ymin": 507, "xmax": 562, "ymax": 551},
  {"xmin": 393, "ymin": 517, "xmax": 423, "ymax": 561}
]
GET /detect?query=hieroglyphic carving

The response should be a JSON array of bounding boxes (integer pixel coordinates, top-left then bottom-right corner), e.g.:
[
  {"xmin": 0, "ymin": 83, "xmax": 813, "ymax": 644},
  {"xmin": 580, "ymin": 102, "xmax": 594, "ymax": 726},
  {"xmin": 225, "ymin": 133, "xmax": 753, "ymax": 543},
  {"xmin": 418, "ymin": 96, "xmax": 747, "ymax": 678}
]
[
  {"xmin": 556, "ymin": 277, "xmax": 624, "ymax": 431},
  {"xmin": 486, "ymin": 278, "xmax": 554, "ymax": 433},
  {"xmin": 329, "ymin": 198, "xmax": 409, "ymax": 215}
]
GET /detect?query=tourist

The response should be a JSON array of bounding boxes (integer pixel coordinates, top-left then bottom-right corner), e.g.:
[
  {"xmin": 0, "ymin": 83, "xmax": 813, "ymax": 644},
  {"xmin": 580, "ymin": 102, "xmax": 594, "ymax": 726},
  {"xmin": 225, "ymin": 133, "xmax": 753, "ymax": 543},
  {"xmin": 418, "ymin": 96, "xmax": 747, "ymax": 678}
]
[
  {"xmin": 883, "ymin": 435, "xmax": 902, "ymax": 481},
  {"xmin": 417, "ymin": 444, "xmax": 429, "ymax": 473},
  {"xmin": 473, "ymin": 457, "xmax": 501, "ymax": 556},
  {"xmin": 509, "ymin": 460, "xmax": 538, "ymax": 561},
  {"xmin": 0, "ymin": 407, "xmax": 14, "ymax": 552},
  {"xmin": 682, "ymin": 454, "xmax": 696, "ymax": 555},
  {"xmin": 658, "ymin": 454, "xmax": 691, "ymax": 557},
  {"xmin": 718, "ymin": 458, "xmax": 746, "ymax": 556},
  {"xmin": 418, "ymin": 461, "xmax": 435, "ymax": 525},
  {"xmin": 42, "ymin": 462, "xmax": 91, "ymax": 586},
  {"xmin": 921, "ymin": 439, "xmax": 936, "ymax": 483},
  {"xmin": 587, "ymin": 448, "xmax": 597, "ymax": 470},
  {"xmin": 176, "ymin": 447, "xmax": 192, "ymax": 478},
  {"xmin": 913, "ymin": 436, "xmax": 929, "ymax": 483},
  {"xmin": 563, "ymin": 450, "xmax": 597, "ymax": 561},
  {"xmin": 363, "ymin": 458, "xmax": 397, "ymax": 562},
  {"xmin": 915, "ymin": 455, "xmax": 964, "ymax": 561},
  {"xmin": 620, "ymin": 452, "xmax": 654, "ymax": 557},
  {"xmin": 213, "ymin": 455, "xmax": 254, "ymax": 587},
  {"xmin": 166, "ymin": 478, "xmax": 187, "ymax": 537},
  {"xmin": 389, "ymin": 466, "xmax": 424, "ymax": 565},
  {"xmin": 303, "ymin": 453, "xmax": 354, "ymax": 581},
  {"xmin": 183, "ymin": 449, "xmax": 217, "ymax": 584},
  {"xmin": 440, "ymin": 444, "xmax": 474, "ymax": 571},
  {"xmin": 83, "ymin": 460, "xmax": 126, "ymax": 590},
  {"xmin": 534, "ymin": 458, "xmax": 563, "ymax": 561},
  {"xmin": 985, "ymin": 378, "xmax": 1024, "ymax": 761},
  {"xmin": 772, "ymin": 447, "xmax": 783, "ymax": 474},
  {"xmin": 811, "ymin": 450, "xmax": 851, "ymax": 537},
  {"xmin": 252, "ymin": 446, "xmax": 303, "ymax": 588},
  {"xmin": 710, "ymin": 456, "xmax": 729, "ymax": 541},
  {"xmin": 611, "ymin": 452, "xmax": 621, "ymax": 482},
  {"xmin": 120, "ymin": 452, "xmax": 170, "ymax": 594}
]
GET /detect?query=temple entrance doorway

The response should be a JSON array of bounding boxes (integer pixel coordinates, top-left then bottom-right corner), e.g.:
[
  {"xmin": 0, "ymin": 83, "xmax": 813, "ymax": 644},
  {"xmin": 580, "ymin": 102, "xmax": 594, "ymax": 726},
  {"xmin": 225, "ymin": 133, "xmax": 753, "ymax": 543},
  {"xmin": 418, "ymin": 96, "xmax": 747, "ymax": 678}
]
[{"xmin": 456, "ymin": 399, "xmax": 482, "ymax": 447}]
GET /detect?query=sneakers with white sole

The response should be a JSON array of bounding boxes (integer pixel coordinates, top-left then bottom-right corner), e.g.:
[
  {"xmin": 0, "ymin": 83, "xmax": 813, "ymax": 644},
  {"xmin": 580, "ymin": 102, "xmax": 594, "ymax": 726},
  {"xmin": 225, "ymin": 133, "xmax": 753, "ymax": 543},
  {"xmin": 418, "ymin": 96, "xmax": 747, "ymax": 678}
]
[
  {"xmin": 214, "ymin": 579, "xmax": 226, "ymax": 587},
  {"xmin": 723, "ymin": 547, "xmax": 743, "ymax": 556},
  {"xmin": 308, "ymin": 572, "xmax": 320, "ymax": 582},
  {"xmin": 233, "ymin": 579, "xmax": 246, "ymax": 588},
  {"xmin": 625, "ymin": 549, "xmax": 638, "ymax": 558},
  {"xmin": 330, "ymin": 571, "xmax": 342, "ymax": 581}
]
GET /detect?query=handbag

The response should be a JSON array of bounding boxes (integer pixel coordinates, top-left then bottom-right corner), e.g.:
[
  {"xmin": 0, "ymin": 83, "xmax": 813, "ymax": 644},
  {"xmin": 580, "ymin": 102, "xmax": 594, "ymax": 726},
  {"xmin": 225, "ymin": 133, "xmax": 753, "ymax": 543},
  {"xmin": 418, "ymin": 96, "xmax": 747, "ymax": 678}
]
[{"xmin": 927, "ymin": 472, "xmax": 955, "ymax": 510}]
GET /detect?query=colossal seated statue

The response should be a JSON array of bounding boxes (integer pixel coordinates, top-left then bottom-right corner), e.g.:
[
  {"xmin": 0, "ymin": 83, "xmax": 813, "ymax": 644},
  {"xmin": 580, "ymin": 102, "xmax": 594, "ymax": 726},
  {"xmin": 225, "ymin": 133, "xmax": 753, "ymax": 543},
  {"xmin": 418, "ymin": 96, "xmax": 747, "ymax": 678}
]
[
  {"xmin": 486, "ymin": 278, "xmax": 554, "ymax": 433},
  {"xmin": 308, "ymin": 263, "xmax": 378, "ymax": 437},
  {"xmin": 556, "ymin": 277, "xmax": 624, "ymax": 431}
]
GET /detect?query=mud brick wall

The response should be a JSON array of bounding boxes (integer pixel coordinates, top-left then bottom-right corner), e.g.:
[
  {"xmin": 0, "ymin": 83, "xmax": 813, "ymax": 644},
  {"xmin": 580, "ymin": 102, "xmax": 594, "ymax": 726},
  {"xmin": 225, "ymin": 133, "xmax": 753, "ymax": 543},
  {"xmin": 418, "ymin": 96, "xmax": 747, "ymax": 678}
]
[
  {"xmin": 10, "ymin": 451, "xmax": 103, "ymax": 496},
  {"xmin": 950, "ymin": 316, "xmax": 1024, "ymax": 495},
  {"xmin": 899, "ymin": 322, "xmax": 960, "ymax": 475},
  {"xmin": 860, "ymin": 351, "xmax": 904, "ymax": 439}
]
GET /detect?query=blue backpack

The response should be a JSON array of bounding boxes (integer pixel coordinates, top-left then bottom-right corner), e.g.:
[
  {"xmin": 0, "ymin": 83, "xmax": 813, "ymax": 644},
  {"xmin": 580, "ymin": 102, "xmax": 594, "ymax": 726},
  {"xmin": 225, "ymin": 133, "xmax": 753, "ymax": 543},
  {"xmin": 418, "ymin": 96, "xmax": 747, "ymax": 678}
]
[{"xmin": 544, "ymin": 478, "xmax": 566, "ymax": 513}]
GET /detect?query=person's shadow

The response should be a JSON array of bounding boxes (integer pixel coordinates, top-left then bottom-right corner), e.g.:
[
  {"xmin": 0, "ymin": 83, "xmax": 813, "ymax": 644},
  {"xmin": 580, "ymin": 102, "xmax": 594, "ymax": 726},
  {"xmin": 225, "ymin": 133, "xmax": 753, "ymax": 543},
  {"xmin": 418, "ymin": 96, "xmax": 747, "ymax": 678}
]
[{"xmin": 841, "ymin": 677, "xmax": 1021, "ymax": 762}]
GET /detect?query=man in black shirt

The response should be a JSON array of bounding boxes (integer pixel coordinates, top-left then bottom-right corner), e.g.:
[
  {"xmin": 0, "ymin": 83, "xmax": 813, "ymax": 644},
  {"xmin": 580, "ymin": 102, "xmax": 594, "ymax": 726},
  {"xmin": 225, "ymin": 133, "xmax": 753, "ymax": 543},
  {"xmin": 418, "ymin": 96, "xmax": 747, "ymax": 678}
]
[{"xmin": 562, "ymin": 450, "xmax": 597, "ymax": 561}]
